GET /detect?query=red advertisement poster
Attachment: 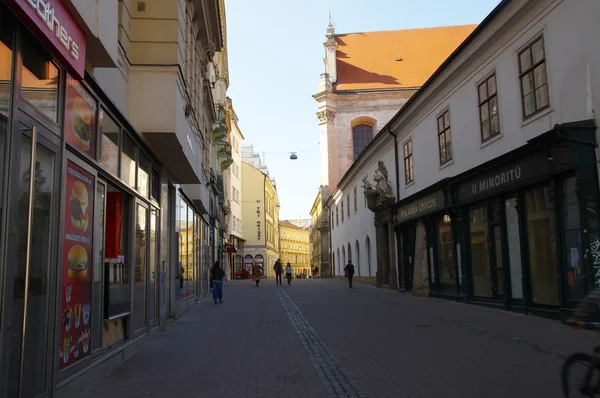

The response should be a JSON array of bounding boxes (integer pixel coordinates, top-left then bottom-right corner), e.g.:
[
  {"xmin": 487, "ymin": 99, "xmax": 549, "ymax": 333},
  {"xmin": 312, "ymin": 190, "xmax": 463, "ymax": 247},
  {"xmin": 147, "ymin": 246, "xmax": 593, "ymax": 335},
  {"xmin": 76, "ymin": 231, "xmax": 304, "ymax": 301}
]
[
  {"xmin": 65, "ymin": 74, "xmax": 97, "ymax": 159},
  {"xmin": 59, "ymin": 161, "xmax": 94, "ymax": 369}
]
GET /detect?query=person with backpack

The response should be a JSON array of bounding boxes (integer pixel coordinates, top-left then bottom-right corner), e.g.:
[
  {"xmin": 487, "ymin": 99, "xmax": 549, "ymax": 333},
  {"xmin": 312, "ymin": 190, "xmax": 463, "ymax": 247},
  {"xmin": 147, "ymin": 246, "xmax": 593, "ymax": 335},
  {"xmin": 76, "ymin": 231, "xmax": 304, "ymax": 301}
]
[{"xmin": 273, "ymin": 258, "xmax": 283, "ymax": 285}]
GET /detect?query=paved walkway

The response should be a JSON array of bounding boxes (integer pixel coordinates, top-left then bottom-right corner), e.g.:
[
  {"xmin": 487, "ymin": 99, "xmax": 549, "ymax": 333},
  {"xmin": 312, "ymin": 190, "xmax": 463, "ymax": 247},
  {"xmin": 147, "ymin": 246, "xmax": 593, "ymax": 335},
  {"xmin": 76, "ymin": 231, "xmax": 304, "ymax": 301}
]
[{"xmin": 77, "ymin": 279, "xmax": 598, "ymax": 398}]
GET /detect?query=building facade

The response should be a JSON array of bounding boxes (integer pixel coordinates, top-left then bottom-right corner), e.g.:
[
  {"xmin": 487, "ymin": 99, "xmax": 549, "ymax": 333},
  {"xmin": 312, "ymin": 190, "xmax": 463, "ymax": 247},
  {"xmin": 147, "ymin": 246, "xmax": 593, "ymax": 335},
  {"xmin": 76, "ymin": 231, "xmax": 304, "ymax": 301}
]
[
  {"xmin": 326, "ymin": 0, "xmax": 600, "ymax": 320},
  {"xmin": 226, "ymin": 97, "xmax": 245, "ymax": 279},
  {"xmin": 309, "ymin": 189, "xmax": 326, "ymax": 277},
  {"xmin": 316, "ymin": 22, "xmax": 476, "ymax": 286},
  {"xmin": 0, "ymin": 0, "xmax": 229, "ymax": 396},
  {"xmin": 279, "ymin": 220, "xmax": 311, "ymax": 276},
  {"xmin": 241, "ymin": 160, "xmax": 280, "ymax": 278}
]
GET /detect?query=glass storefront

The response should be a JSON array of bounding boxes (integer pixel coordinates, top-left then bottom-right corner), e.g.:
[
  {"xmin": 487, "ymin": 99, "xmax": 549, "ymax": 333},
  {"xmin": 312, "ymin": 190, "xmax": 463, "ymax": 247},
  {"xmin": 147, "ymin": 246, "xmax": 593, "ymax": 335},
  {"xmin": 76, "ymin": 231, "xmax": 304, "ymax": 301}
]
[
  {"xmin": 437, "ymin": 215, "xmax": 456, "ymax": 285},
  {"xmin": 470, "ymin": 206, "xmax": 492, "ymax": 298},
  {"xmin": 563, "ymin": 177, "xmax": 584, "ymax": 301},
  {"xmin": 176, "ymin": 193, "xmax": 199, "ymax": 300},
  {"xmin": 505, "ymin": 198, "xmax": 523, "ymax": 299},
  {"xmin": 526, "ymin": 186, "xmax": 559, "ymax": 305}
]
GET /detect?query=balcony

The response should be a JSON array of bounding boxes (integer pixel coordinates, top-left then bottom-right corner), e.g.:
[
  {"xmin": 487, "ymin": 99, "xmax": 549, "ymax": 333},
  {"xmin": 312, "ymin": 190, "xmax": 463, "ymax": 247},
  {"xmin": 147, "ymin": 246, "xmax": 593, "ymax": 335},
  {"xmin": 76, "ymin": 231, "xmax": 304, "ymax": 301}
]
[
  {"xmin": 212, "ymin": 104, "xmax": 227, "ymax": 140},
  {"xmin": 218, "ymin": 141, "xmax": 234, "ymax": 171}
]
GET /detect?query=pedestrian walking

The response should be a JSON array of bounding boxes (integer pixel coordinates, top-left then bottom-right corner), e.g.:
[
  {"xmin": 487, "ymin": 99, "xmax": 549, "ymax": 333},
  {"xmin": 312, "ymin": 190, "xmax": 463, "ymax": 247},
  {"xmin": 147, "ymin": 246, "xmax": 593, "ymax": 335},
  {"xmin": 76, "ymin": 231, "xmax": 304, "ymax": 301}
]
[
  {"xmin": 285, "ymin": 262, "xmax": 293, "ymax": 285},
  {"xmin": 252, "ymin": 262, "xmax": 263, "ymax": 287},
  {"xmin": 273, "ymin": 258, "xmax": 283, "ymax": 285},
  {"xmin": 344, "ymin": 261, "xmax": 355, "ymax": 289},
  {"xmin": 210, "ymin": 261, "xmax": 225, "ymax": 304}
]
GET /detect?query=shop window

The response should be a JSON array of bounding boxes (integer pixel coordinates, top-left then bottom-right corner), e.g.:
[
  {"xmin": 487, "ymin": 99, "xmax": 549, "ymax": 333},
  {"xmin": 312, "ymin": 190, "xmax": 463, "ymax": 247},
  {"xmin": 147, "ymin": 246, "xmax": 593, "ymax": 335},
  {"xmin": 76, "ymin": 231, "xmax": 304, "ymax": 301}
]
[
  {"xmin": 121, "ymin": 133, "xmax": 137, "ymax": 189},
  {"xmin": 177, "ymin": 196, "xmax": 195, "ymax": 300},
  {"xmin": 103, "ymin": 186, "xmax": 131, "ymax": 348},
  {"xmin": 20, "ymin": 29, "xmax": 59, "ymax": 122},
  {"xmin": 137, "ymin": 152, "xmax": 150, "ymax": 198},
  {"xmin": 526, "ymin": 186, "xmax": 558, "ymax": 305},
  {"xmin": 505, "ymin": 198, "xmax": 523, "ymax": 299},
  {"xmin": 100, "ymin": 109, "xmax": 119, "ymax": 176},
  {"xmin": 519, "ymin": 36, "xmax": 549, "ymax": 118},
  {"xmin": 0, "ymin": 7, "xmax": 14, "ymax": 271},
  {"xmin": 470, "ymin": 207, "xmax": 492, "ymax": 297},
  {"xmin": 437, "ymin": 111, "xmax": 453, "ymax": 165},
  {"xmin": 149, "ymin": 208, "xmax": 159, "ymax": 327},
  {"xmin": 151, "ymin": 168, "xmax": 160, "ymax": 202},
  {"xmin": 404, "ymin": 140, "xmax": 414, "ymax": 184},
  {"xmin": 478, "ymin": 73, "xmax": 500, "ymax": 141},
  {"xmin": 92, "ymin": 182, "xmax": 105, "ymax": 351},
  {"xmin": 133, "ymin": 205, "xmax": 148, "ymax": 332},
  {"xmin": 563, "ymin": 177, "xmax": 584, "ymax": 300},
  {"xmin": 438, "ymin": 215, "xmax": 456, "ymax": 285}
]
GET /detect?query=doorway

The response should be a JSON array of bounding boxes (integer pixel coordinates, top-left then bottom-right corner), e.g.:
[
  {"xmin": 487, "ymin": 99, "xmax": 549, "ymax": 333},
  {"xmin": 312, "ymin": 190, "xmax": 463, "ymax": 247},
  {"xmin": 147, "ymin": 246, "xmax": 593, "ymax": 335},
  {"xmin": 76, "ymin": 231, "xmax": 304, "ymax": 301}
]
[{"xmin": 1, "ymin": 113, "xmax": 60, "ymax": 398}]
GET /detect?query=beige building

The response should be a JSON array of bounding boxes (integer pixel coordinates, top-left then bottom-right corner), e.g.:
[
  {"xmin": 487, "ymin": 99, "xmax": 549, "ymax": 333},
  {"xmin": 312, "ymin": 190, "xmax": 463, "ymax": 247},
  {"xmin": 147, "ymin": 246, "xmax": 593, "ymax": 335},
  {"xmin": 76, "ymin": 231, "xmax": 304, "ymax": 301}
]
[
  {"xmin": 309, "ymin": 190, "xmax": 325, "ymax": 277},
  {"xmin": 279, "ymin": 221, "xmax": 311, "ymax": 276},
  {"xmin": 241, "ymin": 160, "xmax": 280, "ymax": 278}
]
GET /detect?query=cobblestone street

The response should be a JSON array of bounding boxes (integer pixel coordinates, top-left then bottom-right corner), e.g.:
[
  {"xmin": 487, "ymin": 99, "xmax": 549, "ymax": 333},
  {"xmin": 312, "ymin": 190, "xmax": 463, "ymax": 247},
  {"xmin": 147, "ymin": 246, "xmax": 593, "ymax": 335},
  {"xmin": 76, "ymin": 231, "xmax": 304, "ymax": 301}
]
[{"xmin": 77, "ymin": 279, "xmax": 597, "ymax": 398}]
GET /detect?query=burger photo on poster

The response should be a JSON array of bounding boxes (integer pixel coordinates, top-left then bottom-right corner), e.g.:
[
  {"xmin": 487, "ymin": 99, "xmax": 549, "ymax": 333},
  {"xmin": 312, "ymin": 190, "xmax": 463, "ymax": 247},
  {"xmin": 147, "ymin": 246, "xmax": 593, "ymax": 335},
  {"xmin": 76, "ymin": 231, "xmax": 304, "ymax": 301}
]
[
  {"xmin": 71, "ymin": 96, "xmax": 93, "ymax": 151},
  {"xmin": 70, "ymin": 180, "xmax": 89, "ymax": 231},
  {"xmin": 68, "ymin": 245, "xmax": 88, "ymax": 280}
]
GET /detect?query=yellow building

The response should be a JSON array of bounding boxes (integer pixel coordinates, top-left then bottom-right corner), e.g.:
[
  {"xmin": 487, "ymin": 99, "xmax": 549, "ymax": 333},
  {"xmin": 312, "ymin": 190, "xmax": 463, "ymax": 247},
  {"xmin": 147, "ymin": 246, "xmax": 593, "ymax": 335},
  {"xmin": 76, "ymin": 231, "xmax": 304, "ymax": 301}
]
[
  {"xmin": 279, "ymin": 221, "xmax": 311, "ymax": 276},
  {"xmin": 241, "ymin": 161, "xmax": 280, "ymax": 277}
]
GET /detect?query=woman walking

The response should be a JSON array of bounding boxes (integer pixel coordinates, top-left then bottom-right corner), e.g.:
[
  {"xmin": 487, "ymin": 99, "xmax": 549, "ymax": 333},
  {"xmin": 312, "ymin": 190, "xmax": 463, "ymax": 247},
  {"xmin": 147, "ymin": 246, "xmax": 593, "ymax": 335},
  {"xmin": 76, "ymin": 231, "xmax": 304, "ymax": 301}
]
[
  {"xmin": 252, "ymin": 261, "xmax": 263, "ymax": 287},
  {"xmin": 285, "ymin": 262, "xmax": 293, "ymax": 285},
  {"xmin": 210, "ymin": 261, "xmax": 225, "ymax": 304}
]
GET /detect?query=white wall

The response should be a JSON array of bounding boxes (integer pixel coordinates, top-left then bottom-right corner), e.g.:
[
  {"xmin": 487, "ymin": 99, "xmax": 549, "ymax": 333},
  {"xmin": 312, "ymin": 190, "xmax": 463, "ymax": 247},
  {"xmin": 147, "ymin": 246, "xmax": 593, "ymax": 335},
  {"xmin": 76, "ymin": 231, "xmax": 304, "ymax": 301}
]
[
  {"xmin": 394, "ymin": 0, "xmax": 600, "ymax": 196},
  {"xmin": 329, "ymin": 135, "xmax": 396, "ymax": 277}
]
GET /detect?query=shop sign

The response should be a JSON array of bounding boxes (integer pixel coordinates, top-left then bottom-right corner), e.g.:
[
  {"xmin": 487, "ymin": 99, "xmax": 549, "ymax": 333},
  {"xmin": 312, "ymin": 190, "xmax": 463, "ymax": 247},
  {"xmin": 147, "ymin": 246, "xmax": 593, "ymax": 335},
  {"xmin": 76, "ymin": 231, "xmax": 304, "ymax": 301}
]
[
  {"xmin": 457, "ymin": 152, "xmax": 547, "ymax": 202},
  {"xmin": 65, "ymin": 74, "xmax": 97, "ymax": 158},
  {"xmin": 5, "ymin": 0, "xmax": 87, "ymax": 78},
  {"xmin": 60, "ymin": 161, "xmax": 94, "ymax": 369},
  {"xmin": 397, "ymin": 190, "xmax": 445, "ymax": 223}
]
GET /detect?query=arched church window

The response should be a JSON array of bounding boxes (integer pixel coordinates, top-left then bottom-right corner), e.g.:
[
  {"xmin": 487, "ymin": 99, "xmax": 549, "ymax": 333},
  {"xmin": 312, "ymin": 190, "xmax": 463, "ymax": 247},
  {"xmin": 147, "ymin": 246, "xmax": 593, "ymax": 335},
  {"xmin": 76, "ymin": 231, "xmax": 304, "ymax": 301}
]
[{"xmin": 353, "ymin": 124, "xmax": 373, "ymax": 160}]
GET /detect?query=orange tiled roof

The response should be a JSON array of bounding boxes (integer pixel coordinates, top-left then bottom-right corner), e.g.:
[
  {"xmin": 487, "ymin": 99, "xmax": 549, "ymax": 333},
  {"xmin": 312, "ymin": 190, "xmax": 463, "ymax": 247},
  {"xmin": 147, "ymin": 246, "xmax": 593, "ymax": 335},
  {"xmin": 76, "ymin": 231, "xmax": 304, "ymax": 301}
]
[
  {"xmin": 334, "ymin": 25, "xmax": 478, "ymax": 92},
  {"xmin": 279, "ymin": 220, "xmax": 302, "ymax": 230}
]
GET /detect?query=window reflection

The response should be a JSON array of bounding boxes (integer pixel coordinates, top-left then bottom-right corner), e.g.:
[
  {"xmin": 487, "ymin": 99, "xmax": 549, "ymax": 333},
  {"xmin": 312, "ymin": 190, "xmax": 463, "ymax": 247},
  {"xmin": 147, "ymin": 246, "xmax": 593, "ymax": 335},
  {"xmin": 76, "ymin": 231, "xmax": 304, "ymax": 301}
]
[
  {"xmin": 100, "ymin": 109, "xmax": 119, "ymax": 176},
  {"xmin": 438, "ymin": 215, "xmax": 455, "ymax": 285},
  {"xmin": 526, "ymin": 186, "xmax": 558, "ymax": 305},
  {"xmin": 470, "ymin": 207, "xmax": 492, "ymax": 297},
  {"xmin": 0, "ymin": 5, "xmax": 14, "ymax": 118},
  {"xmin": 563, "ymin": 177, "xmax": 583, "ymax": 300},
  {"xmin": 20, "ymin": 31, "xmax": 59, "ymax": 121},
  {"xmin": 121, "ymin": 133, "xmax": 136, "ymax": 189},
  {"xmin": 137, "ymin": 152, "xmax": 150, "ymax": 198}
]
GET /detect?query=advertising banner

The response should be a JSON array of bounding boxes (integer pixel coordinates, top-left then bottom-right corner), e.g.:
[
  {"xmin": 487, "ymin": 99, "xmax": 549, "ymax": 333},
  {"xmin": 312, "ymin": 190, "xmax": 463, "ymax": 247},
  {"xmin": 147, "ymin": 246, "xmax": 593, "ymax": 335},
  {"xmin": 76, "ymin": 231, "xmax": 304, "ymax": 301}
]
[
  {"xmin": 65, "ymin": 74, "xmax": 97, "ymax": 158},
  {"xmin": 59, "ymin": 161, "xmax": 94, "ymax": 369}
]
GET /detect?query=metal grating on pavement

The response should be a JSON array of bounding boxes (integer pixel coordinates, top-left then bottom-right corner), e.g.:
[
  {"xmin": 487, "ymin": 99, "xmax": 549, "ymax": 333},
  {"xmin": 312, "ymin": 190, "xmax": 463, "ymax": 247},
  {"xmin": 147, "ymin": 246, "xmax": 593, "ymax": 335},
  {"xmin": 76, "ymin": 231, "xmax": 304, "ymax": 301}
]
[{"xmin": 276, "ymin": 287, "xmax": 367, "ymax": 398}]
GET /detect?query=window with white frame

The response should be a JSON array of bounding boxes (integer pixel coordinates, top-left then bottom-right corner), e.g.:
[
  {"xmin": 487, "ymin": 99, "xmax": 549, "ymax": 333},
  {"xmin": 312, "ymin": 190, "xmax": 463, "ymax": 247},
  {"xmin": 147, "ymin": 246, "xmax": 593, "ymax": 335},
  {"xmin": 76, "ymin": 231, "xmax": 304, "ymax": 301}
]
[
  {"xmin": 437, "ymin": 110, "xmax": 453, "ymax": 165},
  {"xmin": 478, "ymin": 73, "xmax": 500, "ymax": 141},
  {"xmin": 353, "ymin": 186, "xmax": 358, "ymax": 213},
  {"xmin": 347, "ymin": 195, "xmax": 350, "ymax": 218},
  {"xmin": 519, "ymin": 36, "xmax": 549, "ymax": 118}
]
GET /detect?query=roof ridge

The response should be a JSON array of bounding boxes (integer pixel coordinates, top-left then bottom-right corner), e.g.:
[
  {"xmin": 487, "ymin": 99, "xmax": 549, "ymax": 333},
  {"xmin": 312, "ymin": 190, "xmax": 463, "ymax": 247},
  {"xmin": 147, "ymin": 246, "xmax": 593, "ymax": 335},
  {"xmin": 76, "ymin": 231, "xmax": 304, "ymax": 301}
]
[{"xmin": 335, "ymin": 23, "xmax": 478, "ymax": 37}]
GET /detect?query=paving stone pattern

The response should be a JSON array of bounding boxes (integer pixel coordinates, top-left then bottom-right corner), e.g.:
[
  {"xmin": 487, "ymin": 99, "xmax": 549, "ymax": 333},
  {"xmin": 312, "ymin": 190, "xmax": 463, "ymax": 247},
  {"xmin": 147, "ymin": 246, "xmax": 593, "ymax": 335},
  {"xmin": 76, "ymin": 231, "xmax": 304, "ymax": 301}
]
[
  {"xmin": 77, "ymin": 279, "xmax": 600, "ymax": 398},
  {"xmin": 276, "ymin": 286, "xmax": 366, "ymax": 397}
]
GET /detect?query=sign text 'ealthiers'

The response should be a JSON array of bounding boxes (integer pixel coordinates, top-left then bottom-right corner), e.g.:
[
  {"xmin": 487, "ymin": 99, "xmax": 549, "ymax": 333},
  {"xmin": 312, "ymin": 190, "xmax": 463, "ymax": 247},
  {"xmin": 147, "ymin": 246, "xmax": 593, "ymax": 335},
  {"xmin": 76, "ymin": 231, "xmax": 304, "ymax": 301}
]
[{"xmin": 25, "ymin": 0, "xmax": 80, "ymax": 61}]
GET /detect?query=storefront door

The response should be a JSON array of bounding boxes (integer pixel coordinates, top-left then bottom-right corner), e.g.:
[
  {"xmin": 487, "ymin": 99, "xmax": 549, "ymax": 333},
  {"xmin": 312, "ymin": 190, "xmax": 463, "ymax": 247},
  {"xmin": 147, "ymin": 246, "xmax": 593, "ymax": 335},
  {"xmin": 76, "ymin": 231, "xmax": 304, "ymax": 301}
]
[{"xmin": 1, "ymin": 113, "xmax": 60, "ymax": 398}]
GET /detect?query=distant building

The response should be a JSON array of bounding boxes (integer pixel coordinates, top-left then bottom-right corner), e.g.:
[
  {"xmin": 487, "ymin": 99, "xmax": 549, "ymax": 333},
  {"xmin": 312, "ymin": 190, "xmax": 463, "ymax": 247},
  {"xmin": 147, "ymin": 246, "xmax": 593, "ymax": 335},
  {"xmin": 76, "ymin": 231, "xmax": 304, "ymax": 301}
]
[
  {"xmin": 309, "ymin": 189, "xmax": 327, "ymax": 277},
  {"xmin": 241, "ymin": 159, "xmax": 280, "ymax": 278},
  {"xmin": 279, "ymin": 221, "xmax": 311, "ymax": 276}
]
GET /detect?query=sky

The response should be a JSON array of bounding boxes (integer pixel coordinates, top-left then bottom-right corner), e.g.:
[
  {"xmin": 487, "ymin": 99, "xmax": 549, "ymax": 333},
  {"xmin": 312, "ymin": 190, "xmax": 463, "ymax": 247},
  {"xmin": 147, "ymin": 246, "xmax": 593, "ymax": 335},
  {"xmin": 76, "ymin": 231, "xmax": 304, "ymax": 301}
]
[{"xmin": 225, "ymin": 0, "xmax": 502, "ymax": 220}]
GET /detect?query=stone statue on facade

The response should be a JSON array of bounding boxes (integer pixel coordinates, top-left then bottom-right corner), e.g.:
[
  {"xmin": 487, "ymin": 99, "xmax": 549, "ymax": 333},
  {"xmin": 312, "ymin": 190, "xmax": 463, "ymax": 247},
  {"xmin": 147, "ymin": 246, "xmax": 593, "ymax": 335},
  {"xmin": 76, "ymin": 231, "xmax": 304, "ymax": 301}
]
[{"xmin": 373, "ymin": 161, "xmax": 395, "ymax": 203}]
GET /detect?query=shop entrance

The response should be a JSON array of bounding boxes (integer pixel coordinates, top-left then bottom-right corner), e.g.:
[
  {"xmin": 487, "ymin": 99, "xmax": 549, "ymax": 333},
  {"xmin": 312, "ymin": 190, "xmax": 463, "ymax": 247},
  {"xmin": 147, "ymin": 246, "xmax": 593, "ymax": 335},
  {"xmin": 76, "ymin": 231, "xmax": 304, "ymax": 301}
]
[{"xmin": 1, "ymin": 113, "xmax": 61, "ymax": 398}]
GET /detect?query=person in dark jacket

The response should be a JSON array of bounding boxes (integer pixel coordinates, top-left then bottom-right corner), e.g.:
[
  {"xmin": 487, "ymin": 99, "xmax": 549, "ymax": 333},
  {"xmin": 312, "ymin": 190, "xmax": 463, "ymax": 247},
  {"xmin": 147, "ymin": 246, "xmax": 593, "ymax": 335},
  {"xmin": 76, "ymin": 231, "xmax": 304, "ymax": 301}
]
[
  {"xmin": 344, "ymin": 261, "xmax": 355, "ymax": 289},
  {"xmin": 273, "ymin": 259, "xmax": 283, "ymax": 285},
  {"xmin": 210, "ymin": 261, "xmax": 226, "ymax": 304}
]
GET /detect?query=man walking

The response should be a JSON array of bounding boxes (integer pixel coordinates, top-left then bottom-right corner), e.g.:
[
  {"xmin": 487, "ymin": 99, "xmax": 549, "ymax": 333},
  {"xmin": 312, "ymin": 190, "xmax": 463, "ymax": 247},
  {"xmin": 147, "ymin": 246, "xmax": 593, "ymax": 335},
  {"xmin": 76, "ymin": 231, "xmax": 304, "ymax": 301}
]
[
  {"xmin": 273, "ymin": 258, "xmax": 283, "ymax": 285},
  {"xmin": 344, "ymin": 260, "xmax": 355, "ymax": 289}
]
